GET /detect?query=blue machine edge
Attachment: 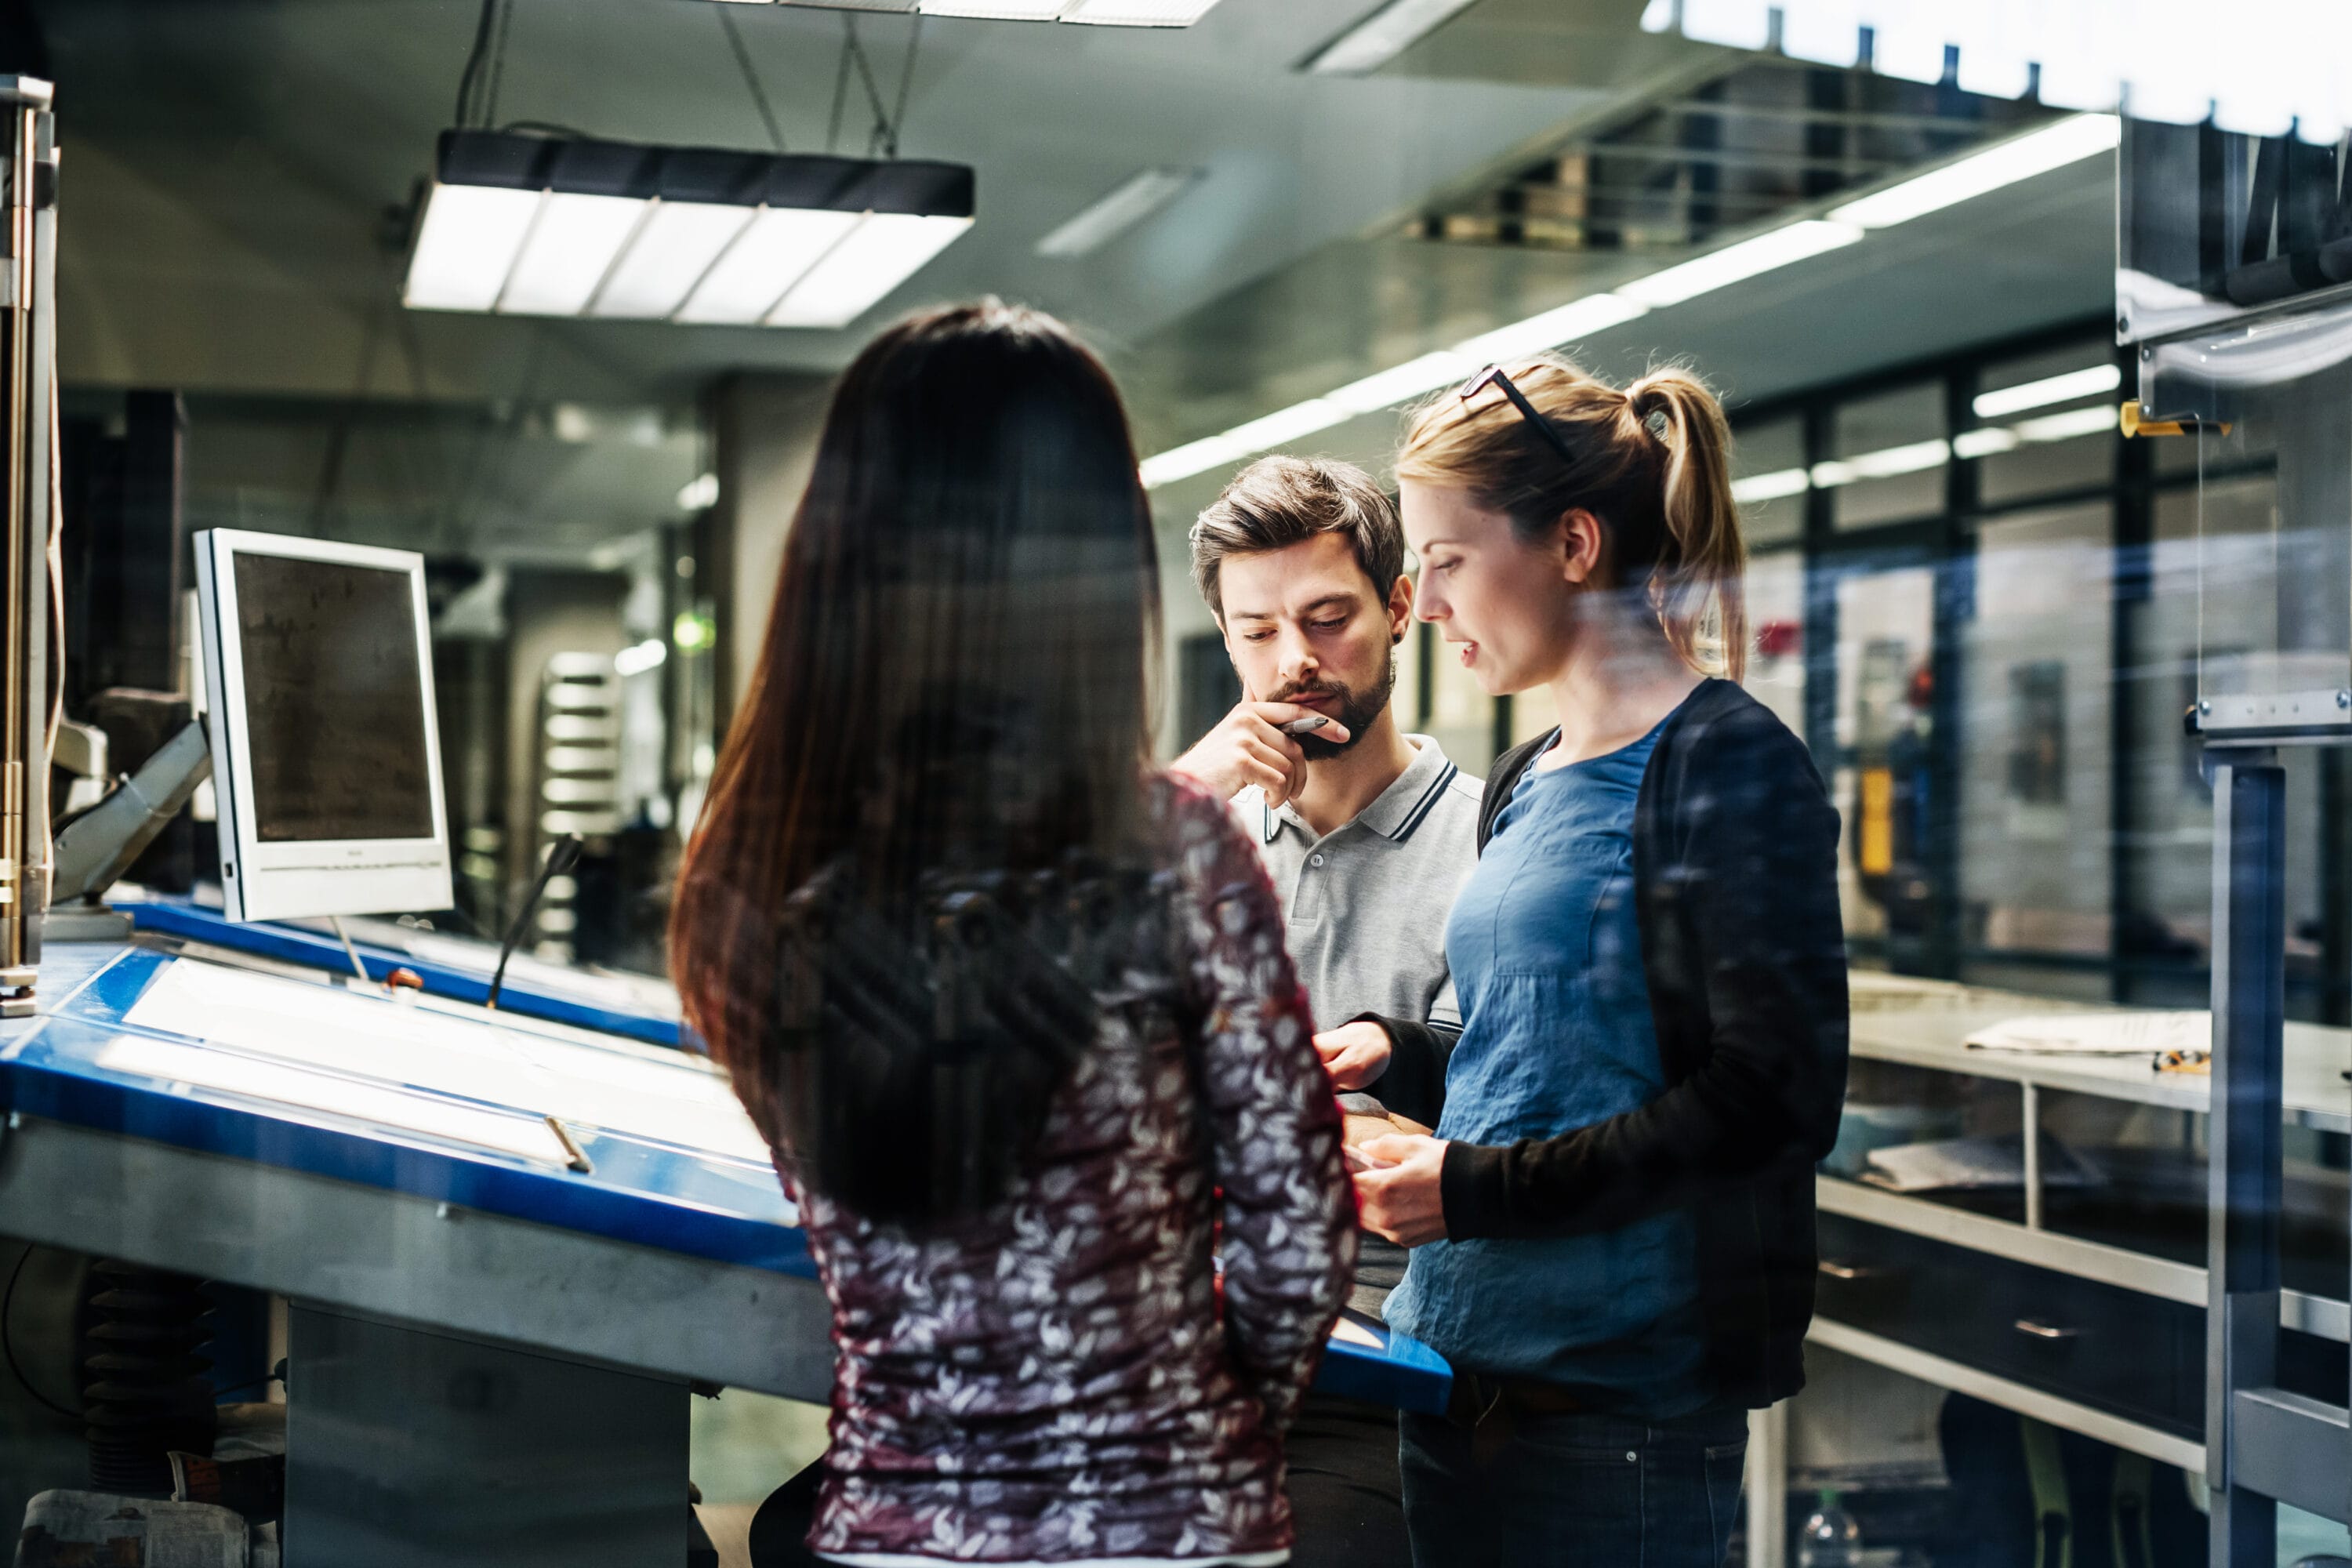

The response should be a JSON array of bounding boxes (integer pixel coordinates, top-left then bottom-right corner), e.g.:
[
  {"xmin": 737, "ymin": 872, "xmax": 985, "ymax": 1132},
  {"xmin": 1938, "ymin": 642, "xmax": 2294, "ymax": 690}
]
[
  {"xmin": 123, "ymin": 897, "xmax": 684, "ymax": 1050},
  {"xmin": 2, "ymin": 944, "xmax": 1452, "ymax": 1413}
]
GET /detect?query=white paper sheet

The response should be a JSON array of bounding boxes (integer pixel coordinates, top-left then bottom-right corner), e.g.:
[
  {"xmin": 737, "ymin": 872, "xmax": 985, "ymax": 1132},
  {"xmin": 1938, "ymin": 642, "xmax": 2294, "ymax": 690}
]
[
  {"xmin": 122, "ymin": 957, "xmax": 771, "ymax": 1164},
  {"xmin": 1965, "ymin": 1011, "xmax": 2210, "ymax": 1057}
]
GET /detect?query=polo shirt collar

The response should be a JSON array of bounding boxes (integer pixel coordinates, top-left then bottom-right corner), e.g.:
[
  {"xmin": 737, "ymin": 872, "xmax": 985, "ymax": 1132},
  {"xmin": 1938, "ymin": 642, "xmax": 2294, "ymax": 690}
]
[{"xmin": 1265, "ymin": 734, "xmax": 1458, "ymax": 844}]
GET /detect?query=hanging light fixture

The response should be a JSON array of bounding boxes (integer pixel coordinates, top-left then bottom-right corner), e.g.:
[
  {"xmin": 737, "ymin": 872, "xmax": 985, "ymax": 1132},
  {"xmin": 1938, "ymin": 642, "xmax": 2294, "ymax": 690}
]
[{"xmin": 403, "ymin": 129, "xmax": 975, "ymax": 329}]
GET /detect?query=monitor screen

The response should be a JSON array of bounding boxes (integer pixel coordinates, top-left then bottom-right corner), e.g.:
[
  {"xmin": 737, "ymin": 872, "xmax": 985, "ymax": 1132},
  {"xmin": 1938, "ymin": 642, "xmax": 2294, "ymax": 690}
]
[{"xmin": 231, "ymin": 552, "xmax": 436, "ymax": 844}]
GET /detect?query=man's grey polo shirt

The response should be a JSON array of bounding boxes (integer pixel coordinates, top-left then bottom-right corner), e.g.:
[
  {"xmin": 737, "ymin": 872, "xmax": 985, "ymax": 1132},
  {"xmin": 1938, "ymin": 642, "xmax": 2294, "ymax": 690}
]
[
  {"xmin": 1234, "ymin": 733, "xmax": 1482, "ymax": 1040},
  {"xmin": 1232, "ymin": 735, "xmax": 1480, "ymax": 1320}
]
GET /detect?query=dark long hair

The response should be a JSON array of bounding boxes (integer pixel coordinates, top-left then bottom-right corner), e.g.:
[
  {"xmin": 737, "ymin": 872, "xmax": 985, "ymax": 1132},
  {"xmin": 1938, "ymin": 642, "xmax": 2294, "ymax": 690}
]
[{"xmin": 670, "ymin": 300, "xmax": 1162, "ymax": 1225}]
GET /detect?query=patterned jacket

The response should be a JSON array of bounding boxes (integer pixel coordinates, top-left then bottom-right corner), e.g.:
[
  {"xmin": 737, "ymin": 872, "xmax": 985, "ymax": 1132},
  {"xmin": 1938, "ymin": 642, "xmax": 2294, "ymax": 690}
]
[{"xmin": 786, "ymin": 775, "xmax": 1357, "ymax": 1566}]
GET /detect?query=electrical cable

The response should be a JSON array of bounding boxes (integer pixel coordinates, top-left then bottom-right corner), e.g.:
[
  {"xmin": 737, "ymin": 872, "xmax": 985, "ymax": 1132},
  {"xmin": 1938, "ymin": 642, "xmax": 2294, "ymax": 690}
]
[
  {"xmin": 887, "ymin": 16, "xmax": 923, "ymax": 160},
  {"xmin": 3, "ymin": 1243, "xmax": 78, "ymax": 1421},
  {"xmin": 717, "ymin": 6, "xmax": 786, "ymax": 154},
  {"xmin": 483, "ymin": 0, "xmax": 517, "ymax": 132},
  {"xmin": 826, "ymin": 18, "xmax": 855, "ymax": 156},
  {"xmin": 844, "ymin": 25, "xmax": 891, "ymax": 158},
  {"xmin": 454, "ymin": 0, "xmax": 499, "ymax": 127}
]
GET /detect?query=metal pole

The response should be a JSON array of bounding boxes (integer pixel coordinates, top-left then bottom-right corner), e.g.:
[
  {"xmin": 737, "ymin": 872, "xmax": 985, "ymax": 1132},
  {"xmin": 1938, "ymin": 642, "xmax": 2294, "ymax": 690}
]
[
  {"xmin": 0, "ymin": 78, "xmax": 52, "ymax": 1015},
  {"xmin": 2206, "ymin": 751, "xmax": 2285, "ymax": 1566}
]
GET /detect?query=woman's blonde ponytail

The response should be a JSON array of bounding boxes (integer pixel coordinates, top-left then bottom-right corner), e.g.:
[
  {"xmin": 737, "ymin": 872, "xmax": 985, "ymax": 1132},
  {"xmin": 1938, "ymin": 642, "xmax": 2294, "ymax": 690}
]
[{"xmin": 1627, "ymin": 368, "xmax": 1747, "ymax": 682}]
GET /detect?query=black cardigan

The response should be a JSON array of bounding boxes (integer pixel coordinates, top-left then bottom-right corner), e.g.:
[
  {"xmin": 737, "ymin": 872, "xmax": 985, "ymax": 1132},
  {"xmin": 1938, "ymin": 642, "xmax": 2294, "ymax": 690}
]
[{"xmin": 1439, "ymin": 677, "xmax": 1849, "ymax": 1409}]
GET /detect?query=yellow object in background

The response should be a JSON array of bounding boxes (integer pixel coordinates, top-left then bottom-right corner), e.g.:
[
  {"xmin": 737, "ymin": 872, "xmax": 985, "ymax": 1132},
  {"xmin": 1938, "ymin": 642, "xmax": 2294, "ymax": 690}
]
[{"xmin": 1859, "ymin": 766, "xmax": 1895, "ymax": 876}]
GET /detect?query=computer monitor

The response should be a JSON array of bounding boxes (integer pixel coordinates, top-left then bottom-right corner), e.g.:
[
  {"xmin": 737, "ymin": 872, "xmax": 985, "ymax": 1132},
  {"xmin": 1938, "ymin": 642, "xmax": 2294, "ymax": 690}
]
[{"xmin": 193, "ymin": 529, "xmax": 454, "ymax": 922}]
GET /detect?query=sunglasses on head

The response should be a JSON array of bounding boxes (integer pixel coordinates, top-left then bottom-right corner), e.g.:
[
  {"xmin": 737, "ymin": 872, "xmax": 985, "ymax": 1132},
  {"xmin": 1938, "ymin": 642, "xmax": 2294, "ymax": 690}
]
[{"xmin": 1457, "ymin": 364, "xmax": 1578, "ymax": 468}]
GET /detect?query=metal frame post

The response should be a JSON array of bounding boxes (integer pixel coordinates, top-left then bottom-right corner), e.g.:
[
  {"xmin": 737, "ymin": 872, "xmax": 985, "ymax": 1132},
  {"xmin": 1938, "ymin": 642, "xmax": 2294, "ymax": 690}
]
[
  {"xmin": 2206, "ymin": 750, "xmax": 2285, "ymax": 1566},
  {"xmin": 0, "ymin": 77, "xmax": 53, "ymax": 1015}
]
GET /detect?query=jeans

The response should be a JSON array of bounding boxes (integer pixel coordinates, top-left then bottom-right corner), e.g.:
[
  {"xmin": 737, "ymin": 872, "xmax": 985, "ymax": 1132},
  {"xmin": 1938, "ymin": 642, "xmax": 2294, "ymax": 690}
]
[
  {"xmin": 1397, "ymin": 1403, "xmax": 1747, "ymax": 1568},
  {"xmin": 1285, "ymin": 1390, "xmax": 1413, "ymax": 1568}
]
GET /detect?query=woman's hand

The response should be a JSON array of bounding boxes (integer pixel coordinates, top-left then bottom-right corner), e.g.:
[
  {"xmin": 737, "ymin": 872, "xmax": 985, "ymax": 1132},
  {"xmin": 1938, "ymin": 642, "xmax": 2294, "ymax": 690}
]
[
  {"xmin": 1312, "ymin": 1020, "xmax": 1393, "ymax": 1091},
  {"xmin": 1352, "ymin": 1134, "xmax": 1449, "ymax": 1247}
]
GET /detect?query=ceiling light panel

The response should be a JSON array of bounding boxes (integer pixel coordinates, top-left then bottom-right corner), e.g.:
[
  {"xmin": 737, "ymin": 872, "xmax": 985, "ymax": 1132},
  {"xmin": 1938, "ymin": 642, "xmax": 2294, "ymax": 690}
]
[
  {"xmin": 769, "ymin": 212, "xmax": 973, "ymax": 328},
  {"xmin": 1036, "ymin": 167, "xmax": 1202, "ymax": 258},
  {"xmin": 1828, "ymin": 114, "xmax": 2119, "ymax": 230},
  {"xmin": 1327, "ymin": 352, "xmax": 1475, "ymax": 415},
  {"xmin": 1453, "ymin": 294, "xmax": 1649, "ymax": 366},
  {"xmin": 401, "ymin": 131, "xmax": 975, "ymax": 328},
  {"xmin": 1972, "ymin": 363, "xmax": 2120, "ymax": 419},
  {"xmin": 1614, "ymin": 220, "xmax": 1861, "ymax": 307},
  {"xmin": 405, "ymin": 184, "xmax": 541, "ymax": 312},
  {"xmin": 498, "ymin": 193, "xmax": 646, "ymax": 317},
  {"xmin": 1064, "ymin": 0, "xmax": 1224, "ymax": 23},
  {"xmin": 1304, "ymin": 0, "xmax": 1480, "ymax": 75},
  {"xmin": 590, "ymin": 201, "xmax": 754, "ymax": 319},
  {"xmin": 677, "ymin": 207, "xmax": 862, "ymax": 325},
  {"xmin": 919, "ymin": 0, "xmax": 1065, "ymax": 16}
]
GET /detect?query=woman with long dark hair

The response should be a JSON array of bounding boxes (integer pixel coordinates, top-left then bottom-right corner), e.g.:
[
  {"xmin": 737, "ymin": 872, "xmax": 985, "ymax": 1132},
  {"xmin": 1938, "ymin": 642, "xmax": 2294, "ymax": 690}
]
[{"xmin": 671, "ymin": 301, "xmax": 1355, "ymax": 1567}]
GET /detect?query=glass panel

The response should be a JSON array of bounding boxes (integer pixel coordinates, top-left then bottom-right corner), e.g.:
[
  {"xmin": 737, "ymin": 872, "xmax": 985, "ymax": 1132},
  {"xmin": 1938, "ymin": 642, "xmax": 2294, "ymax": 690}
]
[
  {"xmin": 1830, "ymin": 383, "xmax": 1947, "ymax": 530},
  {"xmin": 1970, "ymin": 343, "xmax": 2119, "ymax": 508},
  {"xmin": 1958, "ymin": 503, "xmax": 2113, "ymax": 994},
  {"xmin": 1731, "ymin": 416, "xmax": 1807, "ymax": 546},
  {"xmin": 2184, "ymin": 356, "xmax": 2352, "ymax": 717},
  {"xmin": 1833, "ymin": 564, "xmax": 1935, "ymax": 945},
  {"xmin": 1425, "ymin": 626, "xmax": 1495, "ymax": 775},
  {"xmin": 1744, "ymin": 548, "xmax": 1806, "ymax": 740}
]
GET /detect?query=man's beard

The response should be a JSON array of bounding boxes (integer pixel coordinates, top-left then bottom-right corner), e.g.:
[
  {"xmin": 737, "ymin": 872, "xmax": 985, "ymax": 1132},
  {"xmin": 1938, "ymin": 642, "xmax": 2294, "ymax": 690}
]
[{"xmin": 1271, "ymin": 651, "xmax": 1396, "ymax": 761}]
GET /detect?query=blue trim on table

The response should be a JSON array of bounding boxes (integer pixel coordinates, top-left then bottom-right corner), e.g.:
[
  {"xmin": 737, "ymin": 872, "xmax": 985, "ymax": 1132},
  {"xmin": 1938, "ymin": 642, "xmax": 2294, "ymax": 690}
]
[
  {"xmin": 119, "ymin": 895, "xmax": 684, "ymax": 1050},
  {"xmin": 0, "ymin": 943, "xmax": 1452, "ymax": 1414}
]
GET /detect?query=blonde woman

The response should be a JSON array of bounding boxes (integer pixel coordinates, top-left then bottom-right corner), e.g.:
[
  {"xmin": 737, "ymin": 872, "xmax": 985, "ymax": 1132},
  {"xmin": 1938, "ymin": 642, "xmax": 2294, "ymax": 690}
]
[{"xmin": 1348, "ymin": 359, "xmax": 1849, "ymax": 1566}]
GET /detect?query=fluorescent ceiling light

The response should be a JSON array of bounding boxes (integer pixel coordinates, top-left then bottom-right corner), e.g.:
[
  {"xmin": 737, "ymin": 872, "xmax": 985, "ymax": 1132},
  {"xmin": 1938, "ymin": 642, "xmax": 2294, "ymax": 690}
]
[
  {"xmin": 1810, "ymin": 437, "xmax": 1949, "ymax": 488},
  {"xmin": 1303, "ymin": 0, "xmax": 1480, "ymax": 76},
  {"xmin": 1220, "ymin": 399, "xmax": 1349, "ymax": 452},
  {"xmin": 1064, "ymin": 0, "xmax": 1223, "ymax": 20},
  {"xmin": 1139, "ymin": 434, "xmax": 1251, "ymax": 489},
  {"xmin": 770, "ymin": 212, "xmax": 974, "ymax": 328},
  {"xmin": 1678, "ymin": 0, "xmax": 1769, "ymax": 50},
  {"xmin": 920, "ymin": 0, "xmax": 1065, "ymax": 16},
  {"xmin": 1452, "ymin": 294, "xmax": 1649, "ymax": 365},
  {"xmin": 677, "ymin": 473, "xmax": 720, "ymax": 510},
  {"xmin": 1951, "ymin": 426, "xmax": 2020, "ymax": 459},
  {"xmin": 405, "ymin": 184, "xmax": 539, "ymax": 312},
  {"xmin": 678, "ymin": 207, "xmax": 862, "ymax": 325},
  {"xmin": 1615, "ymin": 220, "xmax": 1861, "ymax": 307},
  {"xmin": 1828, "ymin": 114, "xmax": 2119, "ymax": 230},
  {"xmin": 402, "ymin": 131, "xmax": 975, "ymax": 329},
  {"xmin": 498, "ymin": 193, "xmax": 647, "ymax": 317},
  {"xmin": 2010, "ymin": 405, "xmax": 2118, "ymax": 444},
  {"xmin": 1972, "ymin": 362, "xmax": 2120, "ymax": 419},
  {"xmin": 592, "ymin": 201, "xmax": 753, "ymax": 319},
  {"xmin": 1730, "ymin": 468, "xmax": 1810, "ymax": 504},
  {"xmin": 1037, "ymin": 167, "xmax": 1203, "ymax": 259},
  {"xmin": 1327, "ymin": 351, "xmax": 1476, "ymax": 415}
]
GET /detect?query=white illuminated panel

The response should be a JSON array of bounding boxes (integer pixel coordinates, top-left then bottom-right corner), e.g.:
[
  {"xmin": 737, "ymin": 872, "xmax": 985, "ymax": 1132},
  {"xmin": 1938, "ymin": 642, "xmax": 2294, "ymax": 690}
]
[
  {"xmin": 1829, "ymin": 115, "xmax": 2119, "ymax": 230},
  {"xmin": 1064, "ymin": 0, "xmax": 1223, "ymax": 21},
  {"xmin": 768, "ymin": 212, "xmax": 973, "ymax": 328},
  {"xmin": 677, "ymin": 207, "xmax": 862, "ymax": 325},
  {"xmin": 405, "ymin": 183, "xmax": 541, "ymax": 312},
  {"xmin": 124, "ymin": 957, "xmax": 771, "ymax": 1164},
  {"xmin": 920, "ymin": 0, "xmax": 1065, "ymax": 15},
  {"xmin": 590, "ymin": 201, "xmax": 755, "ymax": 320},
  {"xmin": 499, "ymin": 193, "xmax": 648, "ymax": 318},
  {"xmin": 1327, "ymin": 353, "xmax": 1475, "ymax": 415},
  {"xmin": 1615, "ymin": 220, "xmax": 1861, "ymax": 307},
  {"xmin": 1452, "ymin": 293, "xmax": 1649, "ymax": 365}
]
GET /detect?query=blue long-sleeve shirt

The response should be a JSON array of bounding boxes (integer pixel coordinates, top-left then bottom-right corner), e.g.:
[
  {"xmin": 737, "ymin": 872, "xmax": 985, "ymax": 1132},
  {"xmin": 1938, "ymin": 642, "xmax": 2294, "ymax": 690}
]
[{"xmin": 1384, "ymin": 710, "xmax": 1711, "ymax": 1414}]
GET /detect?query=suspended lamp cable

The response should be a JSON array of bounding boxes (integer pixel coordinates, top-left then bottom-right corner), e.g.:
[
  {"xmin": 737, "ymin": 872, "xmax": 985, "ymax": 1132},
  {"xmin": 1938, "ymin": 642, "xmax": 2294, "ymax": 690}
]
[
  {"xmin": 483, "ymin": 0, "xmax": 517, "ymax": 129},
  {"xmin": 717, "ymin": 6, "xmax": 787, "ymax": 154},
  {"xmin": 887, "ymin": 16, "xmax": 923, "ymax": 160}
]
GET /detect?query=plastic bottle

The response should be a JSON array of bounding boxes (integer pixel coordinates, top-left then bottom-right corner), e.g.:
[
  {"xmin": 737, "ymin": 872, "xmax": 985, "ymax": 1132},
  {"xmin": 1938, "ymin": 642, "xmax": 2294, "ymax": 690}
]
[{"xmin": 1797, "ymin": 1488, "xmax": 1862, "ymax": 1567}]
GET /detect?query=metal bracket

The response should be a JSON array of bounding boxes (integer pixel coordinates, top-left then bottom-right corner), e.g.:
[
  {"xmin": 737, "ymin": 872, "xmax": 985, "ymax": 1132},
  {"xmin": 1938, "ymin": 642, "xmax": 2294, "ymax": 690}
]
[{"xmin": 51, "ymin": 717, "xmax": 212, "ymax": 906}]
